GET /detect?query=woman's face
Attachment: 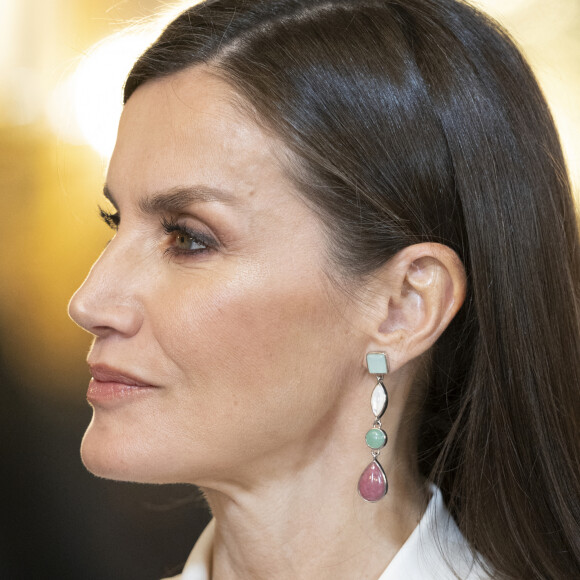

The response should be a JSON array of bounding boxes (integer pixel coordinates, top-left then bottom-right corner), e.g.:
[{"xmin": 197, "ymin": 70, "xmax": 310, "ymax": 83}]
[{"xmin": 69, "ymin": 68, "xmax": 367, "ymax": 486}]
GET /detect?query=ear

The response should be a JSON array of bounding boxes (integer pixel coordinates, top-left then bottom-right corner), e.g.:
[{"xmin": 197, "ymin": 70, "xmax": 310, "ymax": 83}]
[{"xmin": 366, "ymin": 243, "xmax": 466, "ymax": 372}]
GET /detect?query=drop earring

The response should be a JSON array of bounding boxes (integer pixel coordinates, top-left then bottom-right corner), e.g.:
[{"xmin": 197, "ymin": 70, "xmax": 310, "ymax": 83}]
[{"xmin": 357, "ymin": 352, "xmax": 389, "ymax": 502}]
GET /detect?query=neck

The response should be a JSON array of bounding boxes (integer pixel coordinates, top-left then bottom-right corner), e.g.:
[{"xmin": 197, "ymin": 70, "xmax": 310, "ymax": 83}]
[{"xmin": 201, "ymin": 411, "xmax": 428, "ymax": 580}]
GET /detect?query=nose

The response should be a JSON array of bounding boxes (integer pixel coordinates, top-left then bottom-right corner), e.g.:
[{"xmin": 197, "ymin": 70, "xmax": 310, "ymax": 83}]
[{"xmin": 68, "ymin": 241, "xmax": 144, "ymax": 339}]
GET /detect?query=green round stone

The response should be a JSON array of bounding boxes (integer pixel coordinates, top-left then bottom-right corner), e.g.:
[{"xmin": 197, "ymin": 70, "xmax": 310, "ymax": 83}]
[{"xmin": 365, "ymin": 428, "xmax": 387, "ymax": 449}]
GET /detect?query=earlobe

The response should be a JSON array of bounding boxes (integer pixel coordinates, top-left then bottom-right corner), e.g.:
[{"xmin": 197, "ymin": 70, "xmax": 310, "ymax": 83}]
[{"xmin": 369, "ymin": 243, "xmax": 466, "ymax": 370}]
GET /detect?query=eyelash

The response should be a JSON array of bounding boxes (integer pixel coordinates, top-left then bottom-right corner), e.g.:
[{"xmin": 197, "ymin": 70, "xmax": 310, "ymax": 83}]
[
  {"xmin": 99, "ymin": 206, "xmax": 120, "ymax": 230},
  {"xmin": 98, "ymin": 207, "xmax": 214, "ymax": 257},
  {"xmin": 160, "ymin": 216, "xmax": 214, "ymax": 256}
]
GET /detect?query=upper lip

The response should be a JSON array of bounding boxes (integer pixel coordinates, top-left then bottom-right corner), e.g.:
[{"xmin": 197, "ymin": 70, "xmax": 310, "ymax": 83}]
[{"xmin": 89, "ymin": 363, "xmax": 157, "ymax": 388}]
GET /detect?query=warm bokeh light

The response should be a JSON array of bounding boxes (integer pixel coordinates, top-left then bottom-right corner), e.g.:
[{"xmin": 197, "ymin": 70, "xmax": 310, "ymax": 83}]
[
  {"xmin": 48, "ymin": 31, "xmax": 152, "ymax": 156},
  {"xmin": 47, "ymin": 1, "xmax": 202, "ymax": 159},
  {"xmin": 74, "ymin": 32, "xmax": 152, "ymax": 157}
]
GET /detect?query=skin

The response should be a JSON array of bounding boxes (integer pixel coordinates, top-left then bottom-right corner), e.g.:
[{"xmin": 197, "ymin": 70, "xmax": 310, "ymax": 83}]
[{"xmin": 69, "ymin": 67, "xmax": 466, "ymax": 580}]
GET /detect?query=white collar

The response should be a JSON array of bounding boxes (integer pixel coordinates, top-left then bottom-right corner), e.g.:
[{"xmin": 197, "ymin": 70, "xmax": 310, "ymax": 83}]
[
  {"xmin": 377, "ymin": 486, "xmax": 489, "ymax": 579},
  {"xmin": 164, "ymin": 486, "xmax": 490, "ymax": 580}
]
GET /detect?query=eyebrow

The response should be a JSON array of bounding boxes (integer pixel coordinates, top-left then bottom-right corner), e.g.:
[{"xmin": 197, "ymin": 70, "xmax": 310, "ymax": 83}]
[{"xmin": 103, "ymin": 184, "xmax": 238, "ymax": 214}]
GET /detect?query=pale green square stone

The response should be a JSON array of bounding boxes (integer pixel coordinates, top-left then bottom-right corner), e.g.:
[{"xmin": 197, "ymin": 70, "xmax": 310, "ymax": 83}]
[{"xmin": 366, "ymin": 352, "xmax": 388, "ymax": 375}]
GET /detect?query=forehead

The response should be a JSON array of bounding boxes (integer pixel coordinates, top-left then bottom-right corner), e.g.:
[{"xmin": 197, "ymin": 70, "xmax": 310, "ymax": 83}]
[{"xmin": 107, "ymin": 67, "xmax": 287, "ymax": 202}]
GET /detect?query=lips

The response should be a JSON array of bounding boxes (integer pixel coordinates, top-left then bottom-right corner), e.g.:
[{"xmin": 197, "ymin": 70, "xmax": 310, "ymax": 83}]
[
  {"xmin": 89, "ymin": 364, "xmax": 155, "ymax": 387},
  {"xmin": 87, "ymin": 364, "xmax": 158, "ymax": 405}
]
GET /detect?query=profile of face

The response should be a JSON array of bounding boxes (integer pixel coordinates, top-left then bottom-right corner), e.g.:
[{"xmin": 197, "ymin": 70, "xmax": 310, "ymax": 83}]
[{"xmin": 68, "ymin": 67, "xmax": 371, "ymax": 488}]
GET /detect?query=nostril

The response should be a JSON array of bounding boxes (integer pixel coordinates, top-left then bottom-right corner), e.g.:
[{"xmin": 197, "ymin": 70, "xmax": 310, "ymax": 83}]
[{"xmin": 89, "ymin": 324, "xmax": 117, "ymax": 338}]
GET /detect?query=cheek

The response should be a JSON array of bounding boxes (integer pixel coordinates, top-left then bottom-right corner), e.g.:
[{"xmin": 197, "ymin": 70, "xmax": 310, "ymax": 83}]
[
  {"xmin": 157, "ymin": 261, "xmax": 333, "ymax": 380},
  {"xmin": 150, "ymin": 261, "xmax": 342, "ymax": 441}
]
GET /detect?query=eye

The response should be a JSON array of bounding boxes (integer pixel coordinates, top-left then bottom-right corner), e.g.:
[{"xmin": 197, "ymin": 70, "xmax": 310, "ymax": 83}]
[
  {"xmin": 173, "ymin": 230, "xmax": 208, "ymax": 251},
  {"xmin": 161, "ymin": 216, "xmax": 215, "ymax": 256},
  {"xmin": 99, "ymin": 206, "xmax": 120, "ymax": 230}
]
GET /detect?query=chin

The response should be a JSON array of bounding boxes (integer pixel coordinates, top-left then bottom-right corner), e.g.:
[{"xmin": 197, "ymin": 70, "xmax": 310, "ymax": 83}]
[
  {"xmin": 80, "ymin": 418, "xmax": 165, "ymax": 483},
  {"xmin": 81, "ymin": 429, "xmax": 136, "ymax": 482},
  {"xmin": 80, "ymin": 416, "xmax": 214, "ymax": 485}
]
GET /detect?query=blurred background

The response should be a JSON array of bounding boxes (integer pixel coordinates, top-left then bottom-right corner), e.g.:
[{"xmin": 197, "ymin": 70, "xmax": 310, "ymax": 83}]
[{"xmin": 0, "ymin": 0, "xmax": 578, "ymax": 578}]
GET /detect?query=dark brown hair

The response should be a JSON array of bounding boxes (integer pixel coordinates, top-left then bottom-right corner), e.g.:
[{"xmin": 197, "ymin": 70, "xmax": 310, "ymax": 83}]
[{"xmin": 124, "ymin": 0, "xmax": 580, "ymax": 577}]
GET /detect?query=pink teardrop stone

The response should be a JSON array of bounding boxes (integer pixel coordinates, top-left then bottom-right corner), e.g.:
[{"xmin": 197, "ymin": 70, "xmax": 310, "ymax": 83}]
[{"xmin": 358, "ymin": 460, "xmax": 387, "ymax": 502}]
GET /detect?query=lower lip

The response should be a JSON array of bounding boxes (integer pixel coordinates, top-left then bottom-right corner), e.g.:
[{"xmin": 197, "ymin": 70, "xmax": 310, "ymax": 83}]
[{"xmin": 87, "ymin": 379, "xmax": 158, "ymax": 406}]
